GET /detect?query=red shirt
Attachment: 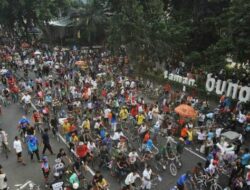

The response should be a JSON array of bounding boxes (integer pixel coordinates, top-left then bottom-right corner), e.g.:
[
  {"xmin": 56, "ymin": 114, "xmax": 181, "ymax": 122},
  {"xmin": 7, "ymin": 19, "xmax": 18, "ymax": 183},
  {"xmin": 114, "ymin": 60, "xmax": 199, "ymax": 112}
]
[
  {"xmin": 130, "ymin": 107, "xmax": 138, "ymax": 117},
  {"xmin": 76, "ymin": 144, "xmax": 89, "ymax": 158}
]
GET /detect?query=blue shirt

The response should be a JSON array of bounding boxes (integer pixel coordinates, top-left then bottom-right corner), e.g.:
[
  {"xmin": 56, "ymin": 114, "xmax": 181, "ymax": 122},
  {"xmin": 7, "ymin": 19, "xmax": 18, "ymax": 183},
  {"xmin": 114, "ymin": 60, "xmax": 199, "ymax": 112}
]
[
  {"xmin": 177, "ymin": 174, "xmax": 188, "ymax": 185},
  {"xmin": 241, "ymin": 153, "xmax": 250, "ymax": 166},
  {"xmin": 19, "ymin": 118, "xmax": 30, "ymax": 125}
]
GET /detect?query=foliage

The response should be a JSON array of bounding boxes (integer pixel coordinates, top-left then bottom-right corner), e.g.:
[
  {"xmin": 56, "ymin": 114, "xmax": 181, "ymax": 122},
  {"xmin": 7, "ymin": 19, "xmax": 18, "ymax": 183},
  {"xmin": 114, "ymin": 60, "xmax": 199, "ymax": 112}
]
[{"xmin": 1, "ymin": 0, "xmax": 249, "ymax": 70}]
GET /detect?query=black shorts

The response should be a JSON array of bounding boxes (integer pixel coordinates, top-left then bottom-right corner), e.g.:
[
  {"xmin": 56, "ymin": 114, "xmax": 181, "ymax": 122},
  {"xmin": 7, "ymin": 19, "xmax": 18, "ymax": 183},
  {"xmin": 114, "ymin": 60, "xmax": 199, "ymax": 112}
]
[{"xmin": 17, "ymin": 152, "xmax": 22, "ymax": 158}]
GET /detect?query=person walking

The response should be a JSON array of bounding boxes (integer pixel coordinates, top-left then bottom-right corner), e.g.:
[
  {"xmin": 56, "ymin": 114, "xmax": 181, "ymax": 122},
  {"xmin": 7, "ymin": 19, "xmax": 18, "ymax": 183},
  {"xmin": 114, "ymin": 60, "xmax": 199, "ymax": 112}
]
[
  {"xmin": 13, "ymin": 136, "xmax": 26, "ymax": 165},
  {"xmin": 42, "ymin": 128, "xmax": 54, "ymax": 155},
  {"xmin": 0, "ymin": 128, "xmax": 10, "ymax": 159},
  {"xmin": 27, "ymin": 135, "xmax": 40, "ymax": 161},
  {"xmin": 0, "ymin": 165, "xmax": 8, "ymax": 190},
  {"xmin": 41, "ymin": 156, "xmax": 50, "ymax": 187}
]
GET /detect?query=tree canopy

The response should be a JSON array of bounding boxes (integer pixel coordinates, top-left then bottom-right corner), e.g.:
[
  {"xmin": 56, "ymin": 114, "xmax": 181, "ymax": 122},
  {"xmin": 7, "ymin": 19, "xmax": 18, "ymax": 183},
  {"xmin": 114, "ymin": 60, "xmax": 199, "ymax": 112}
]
[{"xmin": 0, "ymin": 0, "xmax": 249, "ymax": 71}]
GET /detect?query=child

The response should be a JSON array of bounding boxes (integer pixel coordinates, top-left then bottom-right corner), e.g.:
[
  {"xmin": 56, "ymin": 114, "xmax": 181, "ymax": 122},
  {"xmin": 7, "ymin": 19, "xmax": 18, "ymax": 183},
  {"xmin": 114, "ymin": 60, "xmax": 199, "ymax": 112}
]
[{"xmin": 41, "ymin": 156, "xmax": 50, "ymax": 187}]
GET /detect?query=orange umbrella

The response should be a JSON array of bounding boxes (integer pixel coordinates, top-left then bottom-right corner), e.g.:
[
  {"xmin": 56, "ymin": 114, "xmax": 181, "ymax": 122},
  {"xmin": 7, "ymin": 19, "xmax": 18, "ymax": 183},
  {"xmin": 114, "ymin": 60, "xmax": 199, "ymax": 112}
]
[
  {"xmin": 174, "ymin": 104, "xmax": 197, "ymax": 118},
  {"xmin": 21, "ymin": 42, "xmax": 30, "ymax": 49},
  {"xmin": 75, "ymin": 61, "xmax": 85, "ymax": 66}
]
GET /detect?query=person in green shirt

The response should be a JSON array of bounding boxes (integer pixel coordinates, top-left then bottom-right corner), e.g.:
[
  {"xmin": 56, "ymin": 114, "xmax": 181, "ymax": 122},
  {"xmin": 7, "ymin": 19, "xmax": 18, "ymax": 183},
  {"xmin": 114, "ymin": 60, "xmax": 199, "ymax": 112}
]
[{"xmin": 69, "ymin": 173, "xmax": 80, "ymax": 189}]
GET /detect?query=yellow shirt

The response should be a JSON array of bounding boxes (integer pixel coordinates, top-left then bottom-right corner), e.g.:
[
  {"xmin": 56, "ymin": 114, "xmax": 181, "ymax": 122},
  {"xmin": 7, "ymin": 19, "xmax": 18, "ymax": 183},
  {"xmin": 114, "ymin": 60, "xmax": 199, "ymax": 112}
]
[
  {"xmin": 62, "ymin": 123, "xmax": 70, "ymax": 134},
  {"xmin": 71, "ymin": 135, "xmax": 79, "ymax": 143},
  {"xmin": 119, "ymin": 109, "xmax": 128, "ymax": 120},
  {"xmin": 82, "ymin": 119, "xmax": 90, "ymax": 130},
  {"xmin": 137, "ymin": 114, "xmax": 145, "ymax": 125},
  {"xmin": 97, "ymin": 178, "xmax": 108, "ymax": 188},
  {"xmin": 187, "ymin": 130, "xmax": 193, "ymax": 141}
]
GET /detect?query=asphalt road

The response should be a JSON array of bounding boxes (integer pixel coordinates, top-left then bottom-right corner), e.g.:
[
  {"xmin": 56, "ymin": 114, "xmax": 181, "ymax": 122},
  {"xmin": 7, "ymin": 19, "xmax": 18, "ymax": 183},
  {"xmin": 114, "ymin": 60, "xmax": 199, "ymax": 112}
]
[
  {"xmin": 0, "ymin": 102, "xmax": 216, "ymax": 190},
  {"xmin": 0, "ymin": 71, "xmax": 229, "ymax": 190}
]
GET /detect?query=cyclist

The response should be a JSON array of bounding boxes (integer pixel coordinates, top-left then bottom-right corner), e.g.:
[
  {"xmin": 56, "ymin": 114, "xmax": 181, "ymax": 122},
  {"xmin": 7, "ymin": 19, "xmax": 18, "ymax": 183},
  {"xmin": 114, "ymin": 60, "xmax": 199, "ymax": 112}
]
[
  {"xmin": 176, "ymin": 171, "xmax": 194, "ymax": 190},
  {"xmin": 53, "ymin": 158, "xmax": 65, "ymax": 179},
  {"xmin": 141, "ymin": 165, "xmax": 157, "ymax": 190},
  {"xmin": 69, "ymin": 173, "xmax": 80, "ymax": 189},
  {"xmin": 50, "ymin": 172, "xmax": 64, "ymax": 190},
  {"xmin": 18, "ymin": 116, "xmax": 30, "ymax": 140},
  {"xmin": 119, "ymin": 106, "xmax": 129, "ymax": 121},
  {"xmin": 96, "ymin": 175, "xmax": 109, "ymax": 190},
  {"xmin": 191, "ymin": 162, "xmax": 205, "ymax": 181},
  {"xmin": 124, "ymin": 169, "xmax": 141, "ymax": 190}
]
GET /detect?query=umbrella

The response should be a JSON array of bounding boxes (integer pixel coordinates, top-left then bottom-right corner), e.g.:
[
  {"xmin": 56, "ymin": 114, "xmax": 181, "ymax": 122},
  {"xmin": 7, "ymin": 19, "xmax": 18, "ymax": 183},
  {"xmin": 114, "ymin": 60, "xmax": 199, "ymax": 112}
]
[
  {"xmin": 174, "ymin": 104, "xmax": 197, "ymax": 118},
  {"xmin": 75, "ymin": 61, "xmax": 85, "ymax": 66},
  {"xmin": 21, "ymin": 42, "xmax": 30, "ymax": 49}
]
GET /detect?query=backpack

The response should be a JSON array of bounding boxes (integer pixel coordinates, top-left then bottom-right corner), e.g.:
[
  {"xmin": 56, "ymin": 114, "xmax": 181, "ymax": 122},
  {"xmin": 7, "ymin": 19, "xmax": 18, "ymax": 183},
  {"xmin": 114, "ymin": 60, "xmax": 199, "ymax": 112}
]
[{"xmin": 28, "ymin": 137, "xmax": 37, "ymax": 152}]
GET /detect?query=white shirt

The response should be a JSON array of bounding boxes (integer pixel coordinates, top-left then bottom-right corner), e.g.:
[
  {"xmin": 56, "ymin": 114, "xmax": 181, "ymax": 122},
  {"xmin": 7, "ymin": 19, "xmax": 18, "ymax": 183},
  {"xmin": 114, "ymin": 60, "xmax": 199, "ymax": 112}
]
[
  {"xmin": 148, "ymin": 111, "xmax": 153, "ymax": 120},
  {"xmin": 197, "ymin": 132, "xmax": 206, "ymax": 141},
  {"xmin": 128, "ymin": 151, "xmax": 139, "ymax": 164},
  {"xmin": 112, "ymin": 131, "xmax": 125, "ymax": 141},
  {"xmin": 13, "ymin": 139, "xmax": 22, "ymax": 153},
  {"xmin": 215, "ymin": 128, "xmax": 223, "ymax": 138},
  {"xmin": 143, "ymin": 168, "xmax": 152, "ymax": 181},
  {"xmin": 22, "ymin": 95, "xmax": 31, "ymax": 104},
  {"xmin": 104, "ymin": 108, "xmax": 111, "ymax": 118},
  {"xmin": 94, "ymin": 122, "xmax": 100, "ymax": 129},
  {"xmin": 125, "ymin": 172, "xmax": 140, "ymax": 185},
  {"xmin": 87, "ymin": 142, "xmax": 96, "ymax": 152}
]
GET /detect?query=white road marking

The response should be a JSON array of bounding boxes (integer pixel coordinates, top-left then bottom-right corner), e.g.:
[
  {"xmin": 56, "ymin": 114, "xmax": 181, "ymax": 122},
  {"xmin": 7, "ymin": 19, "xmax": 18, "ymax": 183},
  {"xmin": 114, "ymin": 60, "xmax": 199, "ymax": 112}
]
[
  {"xmin": 30, "ymin": 101, "xmax": 97, "ymax": 176},
  {"xmin": 29, "ymin": 100, "xmax": 206, "ymax": 178}
]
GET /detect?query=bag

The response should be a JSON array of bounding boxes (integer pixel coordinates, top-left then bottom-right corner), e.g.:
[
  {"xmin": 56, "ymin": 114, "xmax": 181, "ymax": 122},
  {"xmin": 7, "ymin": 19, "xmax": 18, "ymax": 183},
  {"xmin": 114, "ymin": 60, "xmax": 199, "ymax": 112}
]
[{"xmin": 28, "ymin": 137, "xmax": 37, "ymax": 152}]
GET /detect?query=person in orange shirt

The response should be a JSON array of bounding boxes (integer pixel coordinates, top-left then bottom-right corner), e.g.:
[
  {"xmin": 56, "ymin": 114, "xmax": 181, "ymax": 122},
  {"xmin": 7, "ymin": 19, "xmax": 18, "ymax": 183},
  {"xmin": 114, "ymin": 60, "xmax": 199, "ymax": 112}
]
[
  {"xmin": 180, "ymin": 126, "xmax": 188, "ymax": 140},
  {"xmin": 143, "ymin": 130, "xmax": 150, "ymax": 143}
]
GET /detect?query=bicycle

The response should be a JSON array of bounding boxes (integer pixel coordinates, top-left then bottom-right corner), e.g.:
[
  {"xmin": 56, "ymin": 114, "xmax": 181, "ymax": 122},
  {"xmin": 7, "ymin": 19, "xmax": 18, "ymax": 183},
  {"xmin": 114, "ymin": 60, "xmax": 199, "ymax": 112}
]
[
  {"xmin": 195, "ymin": 174, "xmax": 223, "ymax": 190},
  {"xmin": 150, "ymin": 175, "xmax": 162, "ymax": 190}
]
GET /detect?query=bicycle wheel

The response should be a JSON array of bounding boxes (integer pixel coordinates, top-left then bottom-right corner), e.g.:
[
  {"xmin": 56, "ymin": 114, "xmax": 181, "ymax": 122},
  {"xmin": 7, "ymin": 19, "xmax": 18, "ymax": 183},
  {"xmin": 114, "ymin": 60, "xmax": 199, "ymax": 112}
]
[
  {"xmin": 169, "ymin": 162, "xmax": 177, "ymax": 176},
  {"xmin": 210, "ymin": 183, "xmax": 223, "ymax": 190}
]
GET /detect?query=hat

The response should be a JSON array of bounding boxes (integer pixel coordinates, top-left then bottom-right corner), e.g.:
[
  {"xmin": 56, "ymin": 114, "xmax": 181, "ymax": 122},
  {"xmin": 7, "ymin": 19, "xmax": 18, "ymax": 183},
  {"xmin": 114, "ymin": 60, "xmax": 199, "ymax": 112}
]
[
  {"xmin": 79, "ymin": 141, "xmax": 84, "ymax": 146},
  {"xmin": 246, "ymin": 165, "xmax": 250, "ymax": 170}
]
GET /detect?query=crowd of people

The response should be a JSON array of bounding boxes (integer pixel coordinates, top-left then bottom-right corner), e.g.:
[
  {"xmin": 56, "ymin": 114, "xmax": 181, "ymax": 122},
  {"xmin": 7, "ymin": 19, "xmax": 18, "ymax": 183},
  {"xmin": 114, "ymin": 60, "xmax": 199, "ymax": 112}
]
[{"xmin": 0, "ymin": 35, "xmax": 249, "ymax": 190}]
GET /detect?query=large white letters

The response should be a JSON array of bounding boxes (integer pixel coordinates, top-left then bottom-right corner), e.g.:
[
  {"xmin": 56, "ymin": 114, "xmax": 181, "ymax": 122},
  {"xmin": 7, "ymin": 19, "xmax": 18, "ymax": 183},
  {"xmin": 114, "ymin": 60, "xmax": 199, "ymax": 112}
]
[
  {"xmin": 163, "ymin": 70, "xmax": 196, "ymax": 86},
  {"xmin": 226, "ymin": 82, "xmax": 238, "ymax": 99},
  {"xmin": 239, "ymin": 86, "xmax": 250, "ymax": 102},
  {"xmin": 205, "ymin": 74, "xmax": 250, "ymax": 102},
  {"xmin": 206, "ymin": 74, "xmax": 215, "ymax": 92},
  {"xmin": 215, "ymin": 80, "xmax": 227, "ymax": 95}
]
